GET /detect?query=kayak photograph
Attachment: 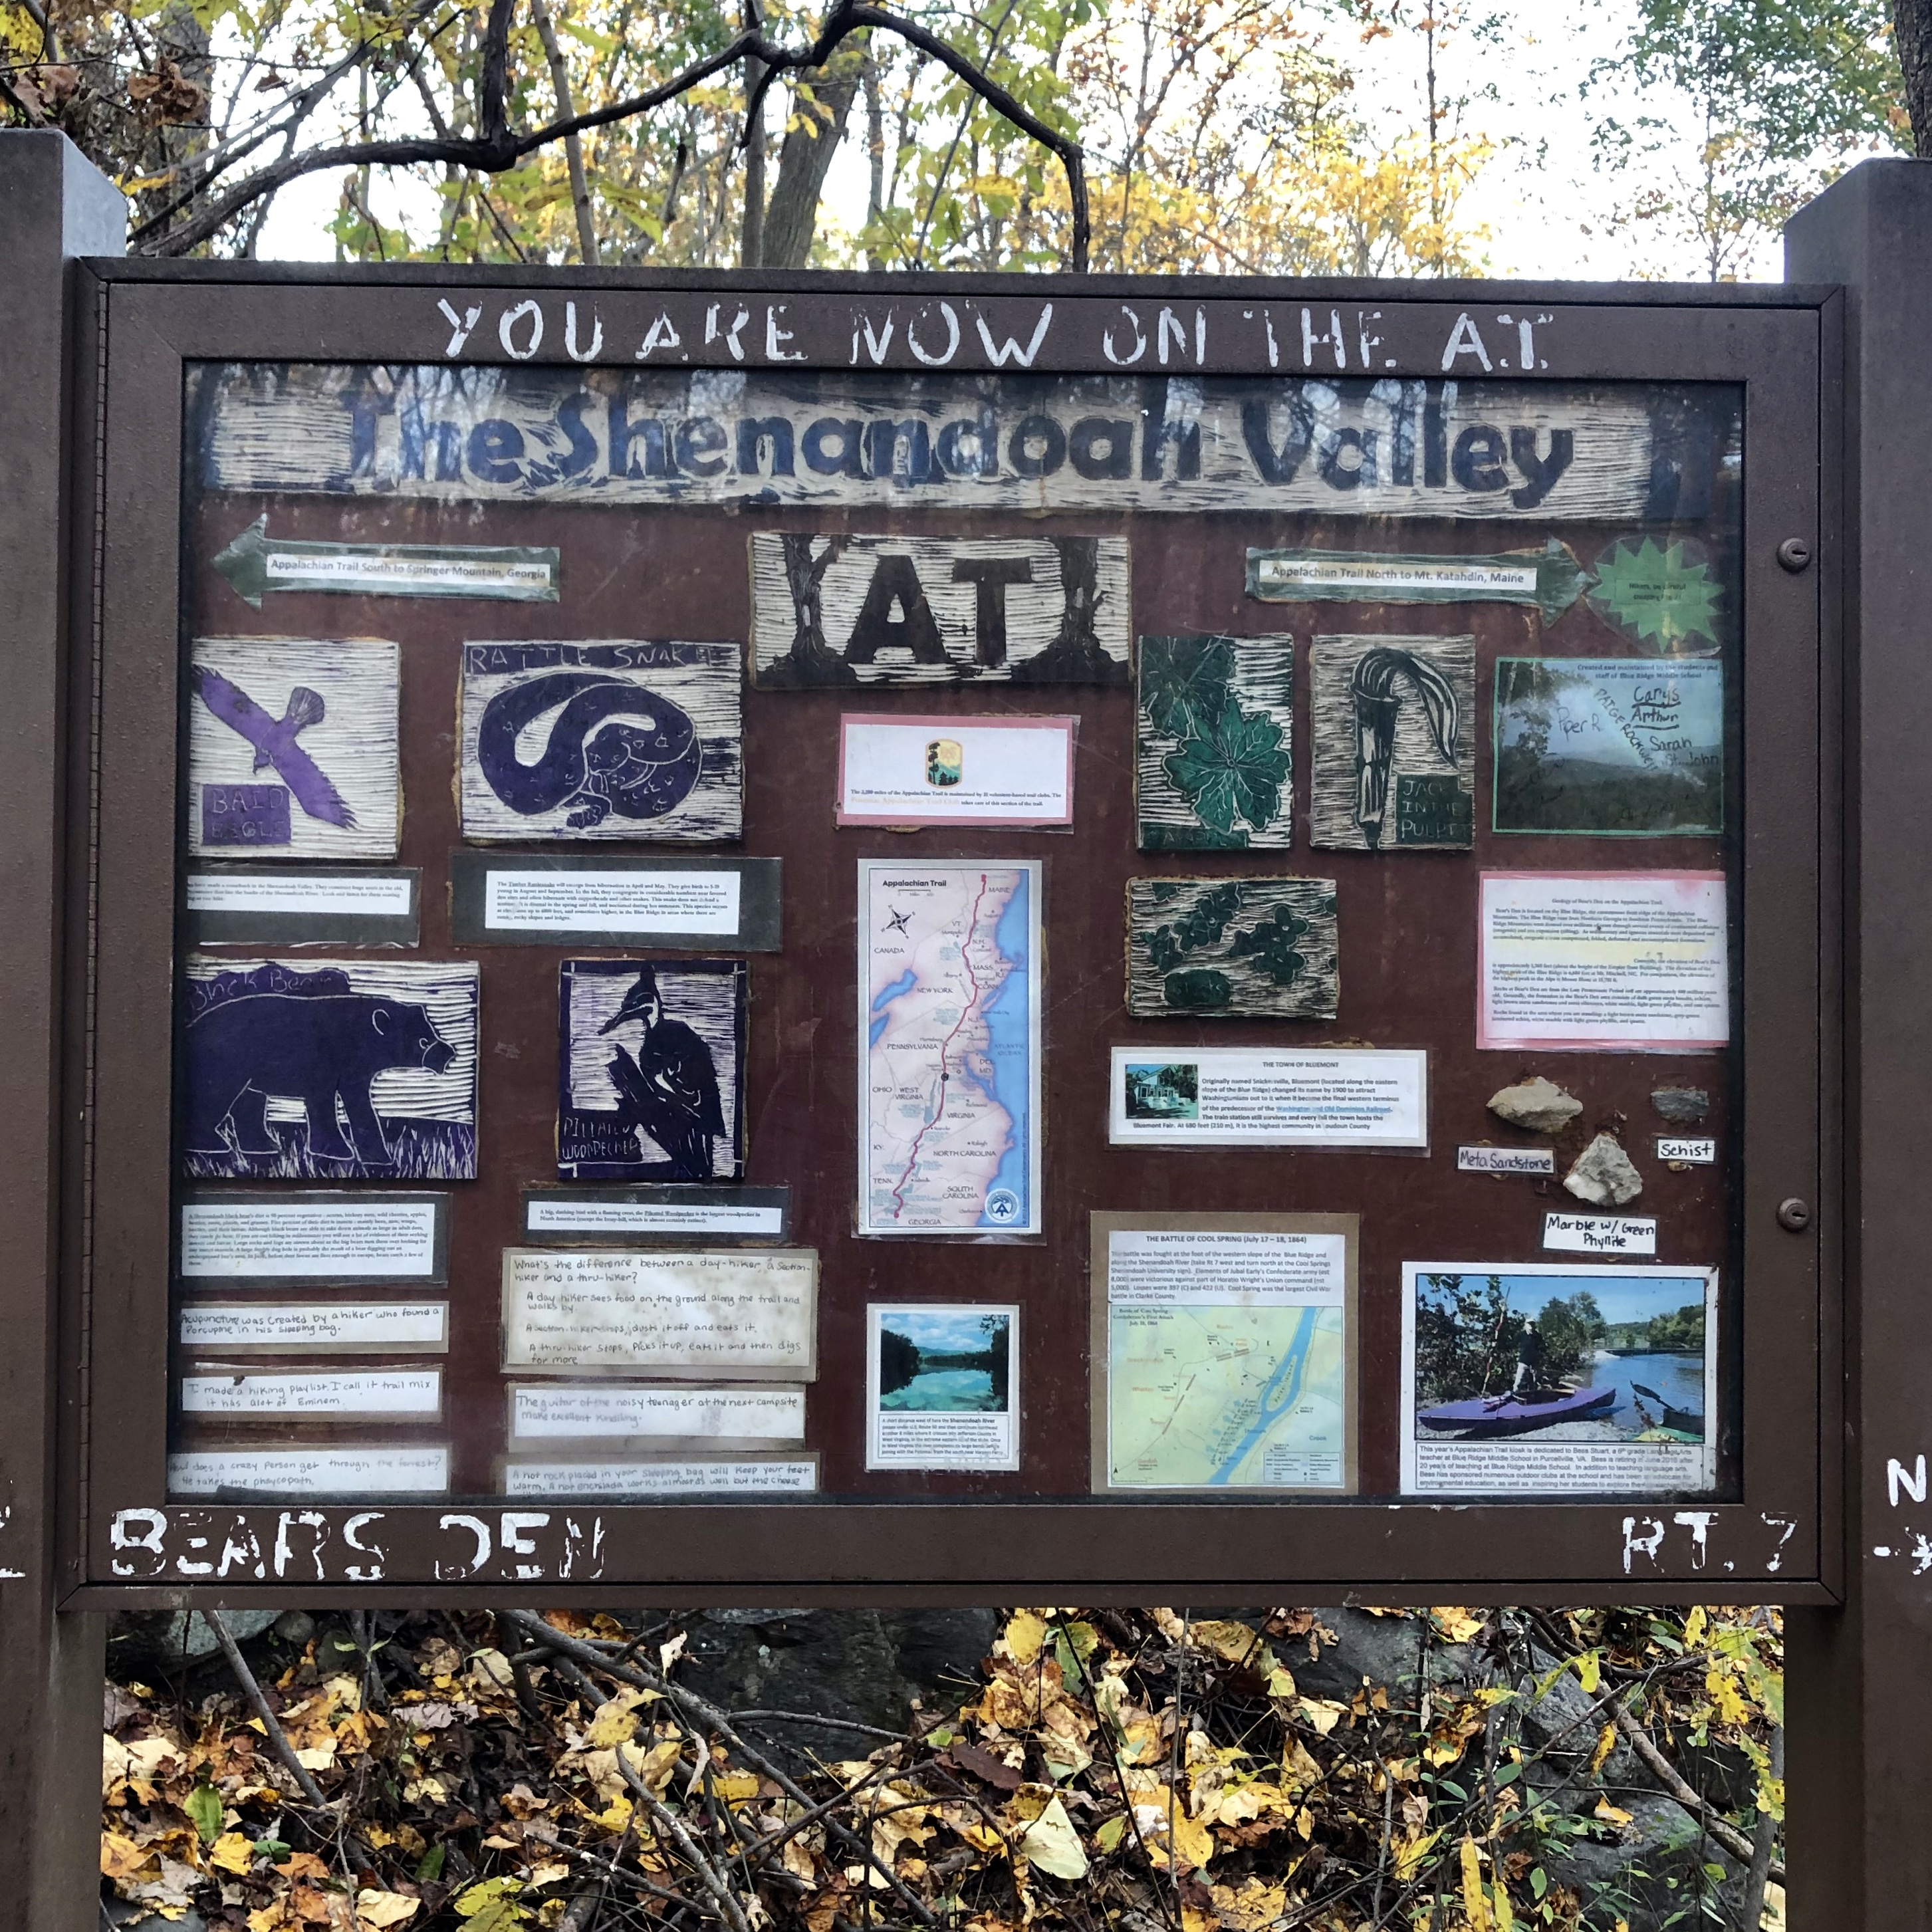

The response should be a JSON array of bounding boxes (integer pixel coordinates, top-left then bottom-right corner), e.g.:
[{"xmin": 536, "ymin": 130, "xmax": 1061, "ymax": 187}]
[{"xmin": 1406, "ymin": 1267, "xmax": 1711, "ymax": 1447}]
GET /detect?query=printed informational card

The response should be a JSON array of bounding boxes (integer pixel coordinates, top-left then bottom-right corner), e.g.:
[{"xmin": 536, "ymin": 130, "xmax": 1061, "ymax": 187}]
[
  {"xmin": 1399, "ymin": 1263, "xmax": 1718, "ymax": 1496},
  {"xmin": 178, "ymin": 1193, "xmax": 447, "ymax": 1285},
  {"xmin": 500, "ymin": 1248, "xmax": 818, "ymax": 1378},
  {"xmin": 1479, "ymin": 872, "xmax": 1730, "ymax": 1052},
  {"xmin": 501, "ymin": 1457, "xmax": 818, "ymax": 1497},
  {"xmin": 506, "ymin": 1383, "xmax": 806, "ymax": 1447},
  {"xmin": 836, "ymin": 716, "xmax": 1076, "ymax": 826},
  {"xmin": 184, "ymin": 868, "xmax": 420, "ymax": 947},
  {"xmin": 449, "ymin": 851, "xmax": 783, "ymax": 950},
  {"xmin": 859, "ymin": 860, "xmax": 1042, "ymax": 1236},
  {"xmin": 1108, "ymin": 1047, "xmax": 1427, "ymax": 1148},
  {"xmin": 523, "ymin": 1186, "xmax": 790, "ymax": 1244},
  {"xmin": 866, "ymin": 1304, "xmax": 1019, "ymax": 1471},
  {"xmin": 167, "ymin": 1445, "xmax": 451, "ymax": 1497},
  {"xmin": 1091, "ymin": 1213, "xmax": 1357, "ymax": 1493},
  {"xmin": 178, "ymin": 1367, "xmax": 441, "ymax": 1417},
  {"xmin": 177, "ymin": 1301, "xmax": 449, "ymax": 1354}
]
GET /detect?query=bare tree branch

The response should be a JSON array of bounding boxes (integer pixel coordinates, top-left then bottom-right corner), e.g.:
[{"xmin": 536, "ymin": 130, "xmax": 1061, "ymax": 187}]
[{"xmin": 139, "ymin": 0, "xmax": 1089, "ymax": 267}]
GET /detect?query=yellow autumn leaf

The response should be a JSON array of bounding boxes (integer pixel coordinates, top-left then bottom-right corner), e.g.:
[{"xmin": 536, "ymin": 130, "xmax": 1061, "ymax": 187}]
[
  {"xmin": 1298, "ymin": 1697, "xmax": 1346, "ymax": 1736},
  {"xmin": 1433, "ymin": 1608, "xmax": 1485, "ymax": 1644},
  {"xmin": 1588, "ymin": 1722, "xmax": 1618, "ymax": 1777},
  {"xmin": 1576, "ymin": 1651, "xmax": 1602, "ymax": 1695},
  {"xmin": 295, "ymin": 1741, "xmax": 338, "ymax": 1771},
  {"xmin": 1004, "ymin": 1611, "xmax": 1047, "ymax": 1667},
  {"xmin": 527, "ymin": 1864, "xmax": 570, "ymax": 1888},
  {"xmin": 1094, "ymin": 1814, "xmax": 1127, "ymax": 1854},
  {"xmin": 248, "ymin": 1904, "xmax": 289, "ymax": 1932},
  {"xmin": 1190, "ymin": 1620, "xmax": 1263, "ymax": 1666},
  {"xmin": 1209, "ymin": 1877, "xmax": 1288, "ymax": 1932},
  {"xmin": 354, "ymin": 1893, "xmax": 422, "ymax": 1927},
  {"xmin": 1683, "ymin": 1606, "xmax": 1707, "ymax": 1651},
  {"xmin": 1266, "ymin": 1665, "xmax": 1298, "ymax": 1699},
  {"xmin": 584, "ymin": 1691, "xmax": 650, "ymax": 1749},
  {"xmin": 1393, "ymin": 1828, "xmax": 1441, "ymax": 1882},
  {"xmin": 1493, "ymin": 1875, "xmax": 1516, "ymax": 1932},
  {"xmin": 1014, "ymin": 1795, "xmax": 1088, "ymax": 1880},
  {"xmin": 1595, "ymin": 1796, "xmax": 1634, "ymax": 1828},
  {"xmin": 713, "ymin": 1770, "xmax": 762, "ymax": 1802},
  {"xmin": 1461, "ymin": 1836, "xmax": 1491, "ymax": 1931},
  {"xmin": 1169, "ymin": 1809, "xmax": 1213, "ymax": 1870},
  {"xmin": 209, "ymin": 1832, "xmax": 257, "ymax": 1875},
  {"xmin": 1180, "ymin": 1906, "xmax": 1216, "ymax": 1932},
  {"xmin": 100, "ymin": 1832, "xmax": 154, "ymax": 1880}
]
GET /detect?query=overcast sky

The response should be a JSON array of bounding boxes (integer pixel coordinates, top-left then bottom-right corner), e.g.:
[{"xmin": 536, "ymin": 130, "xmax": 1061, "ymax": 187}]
[{"xmin": 254, "ymin": 0, "xmax": 1811, "ymax": 281}]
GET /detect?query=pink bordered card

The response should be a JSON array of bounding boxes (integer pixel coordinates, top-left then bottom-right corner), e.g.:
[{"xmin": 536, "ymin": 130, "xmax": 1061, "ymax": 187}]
[
  {"xmin": 1477, "ymin": 869, "xmax": 1730, "ymax": 1052},
  {"xmin": 835, "ymin": 714, "xmax": 1077, "ymax": 828}
]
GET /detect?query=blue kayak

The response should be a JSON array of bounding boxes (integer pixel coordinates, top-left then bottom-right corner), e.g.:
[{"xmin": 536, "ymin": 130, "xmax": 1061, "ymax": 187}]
[{"xmin": 1417, "ymin": 1385, "xmax": 1618, "ymax": 1437}]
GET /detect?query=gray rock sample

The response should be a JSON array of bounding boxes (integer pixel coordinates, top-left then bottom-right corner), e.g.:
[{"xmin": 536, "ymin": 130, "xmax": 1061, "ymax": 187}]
[
  {"xmin": 1651, "ymin": 1086, "xmax": 1711, "ymax": 1123},
  {"xmin": 1565, "ymin": 1133, "xmax": 1645, "ymax": 1207},
  {"xmin": 1488, "ymin": 1076, "xmax": 1583, "ymax": 1135}
]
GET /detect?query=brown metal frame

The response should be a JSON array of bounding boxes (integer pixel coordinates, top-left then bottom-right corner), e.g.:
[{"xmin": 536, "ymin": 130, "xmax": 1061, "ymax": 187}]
[{"xmin": 58, "ymin": 263, "xmax": 1840, "ymax": 1604}]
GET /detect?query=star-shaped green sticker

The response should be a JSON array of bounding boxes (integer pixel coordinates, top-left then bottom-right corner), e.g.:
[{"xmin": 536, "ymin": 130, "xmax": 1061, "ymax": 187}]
[{"xmin": 1586, "ymin": 537, "xmax": 1723, "ymax": 654}]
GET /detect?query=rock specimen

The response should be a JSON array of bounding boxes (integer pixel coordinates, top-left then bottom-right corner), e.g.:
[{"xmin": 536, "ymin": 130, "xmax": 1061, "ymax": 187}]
[
  {"xmin": 1564, "ymin": 1133, "xmax": 1644, "ymax": 1207},
  {"xmin": 1651, "ymin": 1086, "xmax": 1710, "ymax": 1124},
  {"xmin": 1487, "ymin": 1076, "xmax": 1583, "ymax": 1136}
]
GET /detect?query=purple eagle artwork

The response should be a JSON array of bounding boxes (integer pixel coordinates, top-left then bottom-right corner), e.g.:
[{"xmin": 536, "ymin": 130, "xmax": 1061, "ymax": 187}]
[{"xmin": 187, "ymin": 638, "xmax": 401, "ymax": 861}]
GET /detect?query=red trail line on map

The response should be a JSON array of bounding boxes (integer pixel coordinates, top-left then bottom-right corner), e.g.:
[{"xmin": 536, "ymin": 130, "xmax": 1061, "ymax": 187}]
[{"xmin": 888, "ymin": 873, "xmax": 990, "ymax": 1219}]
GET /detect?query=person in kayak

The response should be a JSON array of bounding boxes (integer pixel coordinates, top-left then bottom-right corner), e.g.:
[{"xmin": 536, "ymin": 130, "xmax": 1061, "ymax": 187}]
[{"xmin": 1483, "ymin": 1318, "xmax": 1545, "ymax": 1407}]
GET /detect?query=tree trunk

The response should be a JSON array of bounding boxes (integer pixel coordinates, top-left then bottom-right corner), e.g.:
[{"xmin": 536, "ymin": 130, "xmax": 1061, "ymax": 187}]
[
  {"xmin": 1899, "ymin": 0, "xmax": 1932, "ymax": 155},
  {"xmin": 741, "ymin": 51, "xmax": 766, "ymax": 266},
  {"xmin": 760, "ymin": 49, "xmax": 864, "ymax": 269},
  {"xmin": 529, "ymin": 0, "xmax": 599, "ymax": 265}
]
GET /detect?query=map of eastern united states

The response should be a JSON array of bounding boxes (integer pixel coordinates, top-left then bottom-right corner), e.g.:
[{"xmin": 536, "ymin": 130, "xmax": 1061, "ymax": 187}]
[
  {"xmin": 1109, "ymin": 1304, "xmax": 1349, "ymax": 1489},
  {"xmin": 866, "ymin": 868, "xmax": 1028, "ymax": 1231}
]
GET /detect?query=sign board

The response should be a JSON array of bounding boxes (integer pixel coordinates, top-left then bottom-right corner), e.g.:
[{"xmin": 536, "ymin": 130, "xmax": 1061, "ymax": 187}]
[{"xmin": 59, "ymin": 269, "xmax": 1830, "ymax": 1597}]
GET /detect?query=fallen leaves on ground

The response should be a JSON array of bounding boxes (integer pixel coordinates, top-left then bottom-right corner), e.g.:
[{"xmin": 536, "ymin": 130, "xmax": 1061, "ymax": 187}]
[{"xmin": 98, "ymin": 1604, "xmax": 1784, "ymax": 1929}]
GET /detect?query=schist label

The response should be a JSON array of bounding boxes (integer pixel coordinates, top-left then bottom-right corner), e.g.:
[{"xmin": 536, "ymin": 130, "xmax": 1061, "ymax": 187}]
[{"xmin": 1657, "ymin": 1137, "xmax": 1717, "ymax": 1164}]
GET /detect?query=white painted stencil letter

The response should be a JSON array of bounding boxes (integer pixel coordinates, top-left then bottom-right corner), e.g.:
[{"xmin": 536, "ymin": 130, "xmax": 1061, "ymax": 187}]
[
  {"xmin": 109, "ymin": 1508, "xmax": 167, "ymax": 1577},
  {"xmin": 501, "ymin": 1510, "xmax": 551, "ymax": 1580},
  {"xmin": 1102, "ymin": 304, "xmax": 1147, "ymax": 366},
  {"xmin": 1889, "ymin": 1454, "xmax": 1927, "ymax": 1506},
  {"xmin": 1673, "ymin": 1510, "xmax": 1715, "ymax": 1570},
  {"xmin": 499, "ymin": 300, "xmax": 544, "ymax": 360},
  {"xmin": 1441, "ymin": 311, "xmax": 1493, "ymax": 372},
  {"xmin": 1301, "ymin": 308, "xmax": 1345, "ymax": 370},
  {"xmin": 974, "ymin": 304, "xmax": 1051, "ymax": 368},
  {"xmin": 564, "ymin": 301, "xmax": 603, "ymax": 362},
  {"xmin": 1621, "ymin": 1514, "xmax": 1666, "ymax": 1573},
  {"xmin": 437, "ymin": 299, "xmax": 483, "ymax": 357}
]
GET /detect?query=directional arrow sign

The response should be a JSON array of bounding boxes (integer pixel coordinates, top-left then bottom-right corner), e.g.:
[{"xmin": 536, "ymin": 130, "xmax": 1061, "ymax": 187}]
[
  {"xmin": 1245, "ymin": 537, "xmax": 1588, "ymax": 626},
  {"xmin": 212, "ymin": 515, "xmax": 560, "ymax": 608}
]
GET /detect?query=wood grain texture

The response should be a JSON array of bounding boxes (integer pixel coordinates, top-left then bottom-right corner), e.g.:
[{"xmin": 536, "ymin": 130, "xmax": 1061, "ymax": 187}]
[
  {"xmin": 459, "ymin": 640, "xmax": 742, "ymax": 842},
  {"xmin": 192, "ymin": 364, "xmax": 1680, "ymax": 521},
  {"xmin": 187, "ymin": 636, "xmax": 400, "ymax": 860},
  {"xmin": 1126, "ymin": 878, "xmax": 1340, "ymax": 1019},
  {"xmin": 751, "ymin": 533, "xmax": 1130, "ymax": 687},
  {"xmin": 1309, "ymin": 633, "xmax": 1477, "ymax": 852},
  {"xmin": 1135, "ymin": 633, "xmax": 1294, "ymax": 848}
]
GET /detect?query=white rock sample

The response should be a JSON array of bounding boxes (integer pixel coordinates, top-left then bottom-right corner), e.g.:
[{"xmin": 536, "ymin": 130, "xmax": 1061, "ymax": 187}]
[
  {"xmin": 1564, "ymin": 1134, "xmax": 1643, "ymax": 1207},
  {"xmin": 1487, "ymin": 1077, "xmax": 1582, "ymax": 1136}
]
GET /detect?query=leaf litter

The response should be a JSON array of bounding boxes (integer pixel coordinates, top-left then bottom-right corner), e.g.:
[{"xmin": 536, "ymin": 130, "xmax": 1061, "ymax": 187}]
[{"xmin": 99, "ymin": 1604, "xmax": 1784, "ymax": 1931}]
